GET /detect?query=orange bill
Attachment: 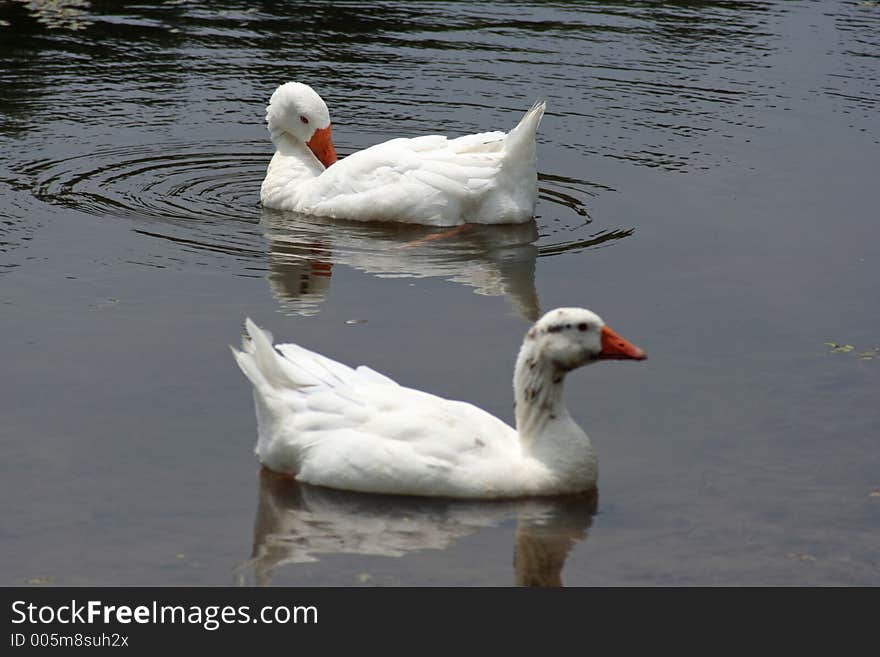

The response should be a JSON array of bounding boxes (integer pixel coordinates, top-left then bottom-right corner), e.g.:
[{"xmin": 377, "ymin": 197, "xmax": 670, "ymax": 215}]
[
  {"xmin": 307, "ymin": 125, "xmax": 338, "ymax": 168},
  {"xmin": 600, "ymin": 324, "xmax": 647, "ymax": 360}
]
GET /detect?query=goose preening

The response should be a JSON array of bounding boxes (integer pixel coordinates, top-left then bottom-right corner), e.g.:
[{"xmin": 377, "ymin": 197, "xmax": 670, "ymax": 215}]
[
  {"xmin": 231, "ymin": 307, "xmax": 646, "ymax": 499},
  {"xmin": 259, "ymin": 82, "xmax": 545, "ymax": 226}
]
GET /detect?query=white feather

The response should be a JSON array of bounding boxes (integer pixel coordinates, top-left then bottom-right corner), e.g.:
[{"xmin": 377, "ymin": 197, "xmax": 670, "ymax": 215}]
[
  {"xmin": 232, "ymin": 309, "xmax": 647, "ymax": 498},
  {"xmin": 260, "ymin": 82, "xmax": 546, "ymax": 226}
]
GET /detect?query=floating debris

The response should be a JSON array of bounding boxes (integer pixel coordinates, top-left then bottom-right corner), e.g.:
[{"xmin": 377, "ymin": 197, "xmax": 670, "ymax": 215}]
[
  {"xmin": 825, "ymin": 342, "xmax": 878, "ymax": 359},
  {"xmin": 90, "ymin": 298, "xmax": 120, "ymax": 311},
  {"xmin": 345, "ymin": 319, "xmax": 367, "ymax": 325}
]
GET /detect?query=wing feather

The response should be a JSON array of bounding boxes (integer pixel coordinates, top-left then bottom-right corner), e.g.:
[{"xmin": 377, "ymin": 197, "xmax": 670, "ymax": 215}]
[
  {"xmin": 301, "ymin": 133, "xmax": 504, "ymax": 224},
  {"xmin": 235, "ymin": 320, "xmax": 524, "ymax": 495}
]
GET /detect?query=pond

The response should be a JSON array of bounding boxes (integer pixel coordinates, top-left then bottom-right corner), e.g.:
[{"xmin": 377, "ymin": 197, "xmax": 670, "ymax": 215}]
[{"xmin": 1, "ymin": 0, "xmax": 878, "ymax": 586}]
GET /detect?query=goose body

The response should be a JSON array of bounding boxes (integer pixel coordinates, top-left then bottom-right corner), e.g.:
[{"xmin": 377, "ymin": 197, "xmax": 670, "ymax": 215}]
[
  {"xmin": 232, "ymin": 308, "xmax": 645, "ymax": 499},
  {"xmin": 259, "ymin": 82, "xmax": 545, "ymax": 226}
]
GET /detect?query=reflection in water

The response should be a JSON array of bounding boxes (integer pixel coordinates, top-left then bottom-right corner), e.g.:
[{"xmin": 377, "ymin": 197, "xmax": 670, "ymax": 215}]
[
  {"xmin": 264, "ymin": 208, "xmax": 542, "ymax": 320},
  {"xmin": 243, "ymin": 469, "xmax": 596, "ymax": 587},
  {"xmin": 3, "ymin": 0, "xmax": 878, "ymax": 587},
  {"xmin": 263, "ymin": 204, "xmax": 632, "ymax": 320},
  {"xmin": 13, "ymin": 138, "xmax": 630, "ymax": 277},
  {"xmin": 8, "ymin": 0, "xmax": 92, "ymax": 31}
]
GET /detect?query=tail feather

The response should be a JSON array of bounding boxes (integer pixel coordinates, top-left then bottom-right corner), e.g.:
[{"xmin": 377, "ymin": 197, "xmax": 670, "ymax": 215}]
[
  {"xmin": 232, "ymin": 318, "xmax": 320, "ymax": 467},
  {"xmin": 237, "ymin": 317, "xmax": 292, "ymax": 391},
  {"xmin": 505, "ymin": 100, "xmax": 545, "ymax": 152},
  {"xmin": 235, "ymin": 318, "xmax": 355, "ymax": 390},
  {"xmin": 232, "ymin": 318, "xmax": 403, "ymax": 472},
  {"xmin": 501, "ymin": 101, "xmax": 545, "ymax": 179}
]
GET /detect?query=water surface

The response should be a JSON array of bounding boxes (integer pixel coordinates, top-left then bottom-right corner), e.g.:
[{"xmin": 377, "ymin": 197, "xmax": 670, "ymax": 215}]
[{"xmin": 1, "ymin": 0, "xmax": 878, "ymax": 586}]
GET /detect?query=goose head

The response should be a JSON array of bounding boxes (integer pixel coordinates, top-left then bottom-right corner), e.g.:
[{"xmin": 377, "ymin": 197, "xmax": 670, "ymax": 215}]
[
  {"xmin": 513, "ymin": 307, "xmax": 645, "ymax": 448},
  {"xmin": 525, "ymin": 307, "xmax": 646, "ymax": 373},
  {"xmin": 266, "ymin": 82, "xmax": 338, "ymax": 168}
]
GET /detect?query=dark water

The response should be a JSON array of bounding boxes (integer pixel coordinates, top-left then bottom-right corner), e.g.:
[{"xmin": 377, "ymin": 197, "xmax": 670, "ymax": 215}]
[{"xmin": 1, "ymin": 0, "xmax": 878, "ymax": 586}]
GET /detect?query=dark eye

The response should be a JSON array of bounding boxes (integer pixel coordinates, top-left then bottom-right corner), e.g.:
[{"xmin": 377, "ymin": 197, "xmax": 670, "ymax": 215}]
[
  {"xmin": 577, "ymin": 322, "xmax": 589, "ymax": 332},
  {"xmin": 299, "ymin": 115, "xmax": 309, "ymax": 124}
]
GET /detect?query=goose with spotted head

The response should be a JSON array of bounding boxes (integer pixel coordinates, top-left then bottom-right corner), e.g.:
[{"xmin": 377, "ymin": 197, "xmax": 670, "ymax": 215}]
[
  {"xmin": 231, "ymin": 308, "xmax": 645, "ymax": 499},
  {"xmin": 260, "ymin": 82, "xmax": 545, "ymax": 226}
]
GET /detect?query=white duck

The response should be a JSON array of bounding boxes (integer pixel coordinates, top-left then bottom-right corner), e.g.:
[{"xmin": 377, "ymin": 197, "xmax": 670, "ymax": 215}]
[
  {"xmin": 259, "ymin": 82, "xmax": 546, "ymax": 226},
  {"xmin": 232, "ymin": 308, "xmax": 646, "ymax": 499}
]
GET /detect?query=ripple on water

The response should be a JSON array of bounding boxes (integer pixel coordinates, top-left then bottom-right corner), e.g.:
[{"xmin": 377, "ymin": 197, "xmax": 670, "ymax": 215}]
[
  {"xmin": 19, "ymin": 138, "xmax": 631, "ymax": 283},
  {"xmin": 258, "ymin": 167, "xmax": 629, "ymax": 319},
  {"xmin": 0, "ymin": 180, "xmax": 41, "ymax": 272},
  {"xmin": 20, "ymin": 140, "xmax": 269, "ymax": 266}
]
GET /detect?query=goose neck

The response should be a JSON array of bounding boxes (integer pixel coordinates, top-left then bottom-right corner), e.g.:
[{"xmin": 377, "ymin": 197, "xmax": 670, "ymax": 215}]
[{"xmin": 513, "ymin": 340, "xmax": 569, "ymax": 443}]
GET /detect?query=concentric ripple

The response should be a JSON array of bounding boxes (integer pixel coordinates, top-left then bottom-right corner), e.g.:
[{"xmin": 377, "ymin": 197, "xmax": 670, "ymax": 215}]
[
  {"xmin": 20, "ymin": 140, "xmax": 630, "ymax": 271},
  {"xmin": 22, "ymin": 140, "xmax": 269, "ymax": 264},
  {"xmin": 535, "ymin": 172, "xmax": 631, "ymax": 257},
  {"xmin": 0, "ymin": 181, "xmax": 37, "ymax": 273},
  {"xmin": 17, "ymin": 135, "xmax": 627, "ymax": 318}
]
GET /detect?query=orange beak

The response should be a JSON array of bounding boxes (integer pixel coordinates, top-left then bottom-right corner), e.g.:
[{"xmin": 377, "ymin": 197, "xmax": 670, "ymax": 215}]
[
  {"xmin": 306, "ymin": 125, "xmax": 337, "ymax": 168},
  {"xmin": 600, "ymin": 325, "xmax": 647, "ymax": 360}
]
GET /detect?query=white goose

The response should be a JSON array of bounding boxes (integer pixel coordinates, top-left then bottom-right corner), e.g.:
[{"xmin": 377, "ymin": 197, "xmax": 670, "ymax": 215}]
[
  {"xmin": 232, "ymin": 308, "xmax": 646, "ymax": 499},
  {"xmin": 259, "ymin": 82, "xmax": 545, "ymax": 226}
]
